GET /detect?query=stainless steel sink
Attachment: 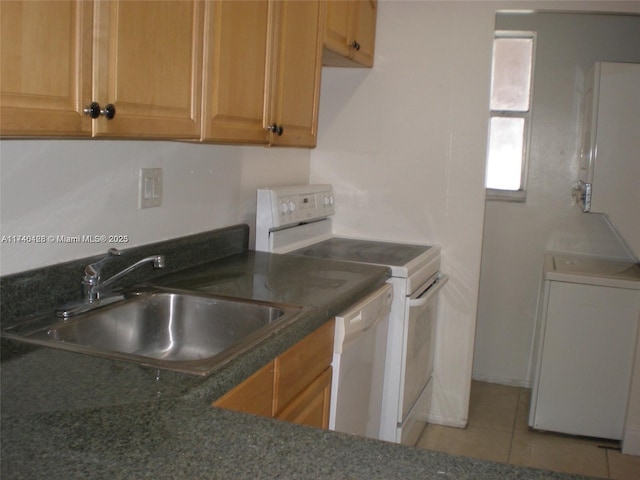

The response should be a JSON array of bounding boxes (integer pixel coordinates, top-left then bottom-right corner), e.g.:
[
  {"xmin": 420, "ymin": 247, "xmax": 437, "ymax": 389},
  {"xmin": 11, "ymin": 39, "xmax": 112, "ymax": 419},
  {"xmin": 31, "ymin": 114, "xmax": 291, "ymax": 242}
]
[{"xmin": 2, "ymin": 288, "xmax": 303, "ymax": 376}]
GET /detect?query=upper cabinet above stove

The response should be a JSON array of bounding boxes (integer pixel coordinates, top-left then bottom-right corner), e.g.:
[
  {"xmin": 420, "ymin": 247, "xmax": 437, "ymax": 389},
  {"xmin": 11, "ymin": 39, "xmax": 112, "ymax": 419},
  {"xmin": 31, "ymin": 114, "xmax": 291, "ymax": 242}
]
[
  {"xmin": 1, "ymin": 0, "xmax": 323, "ymax": 147},
  {"xmin": 322, "ymin": 0, "xmax": 377, "ymax": 68},
  {"xmin": 0, "ymin": 0, "xmax": 204, "ymax": 139}
]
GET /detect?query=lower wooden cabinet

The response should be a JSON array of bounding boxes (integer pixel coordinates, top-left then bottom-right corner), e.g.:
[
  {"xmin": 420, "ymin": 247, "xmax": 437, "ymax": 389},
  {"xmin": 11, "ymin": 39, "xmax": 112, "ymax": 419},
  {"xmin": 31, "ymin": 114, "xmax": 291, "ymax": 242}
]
[
  {"xmin": 212, "ymin": 319, "xmax": 335, "ymax": 429},
  {"xmin": 276, "ymin": 367, "xmax": 332, "ymax": 429},
  {"xmin": 273, "ymin": 319, "xmax": 334, "ymax": 413},
  {"xmin": 213, "ymin": 360, "xmax": 275, "ymax": 417}
]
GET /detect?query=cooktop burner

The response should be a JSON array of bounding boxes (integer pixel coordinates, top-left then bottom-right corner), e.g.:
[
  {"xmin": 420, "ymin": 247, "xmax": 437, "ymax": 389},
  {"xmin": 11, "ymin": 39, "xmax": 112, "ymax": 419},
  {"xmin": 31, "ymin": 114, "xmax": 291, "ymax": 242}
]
[{"xmin": 291, "ymin": 237, "xmax": 433, "ymax": 268}]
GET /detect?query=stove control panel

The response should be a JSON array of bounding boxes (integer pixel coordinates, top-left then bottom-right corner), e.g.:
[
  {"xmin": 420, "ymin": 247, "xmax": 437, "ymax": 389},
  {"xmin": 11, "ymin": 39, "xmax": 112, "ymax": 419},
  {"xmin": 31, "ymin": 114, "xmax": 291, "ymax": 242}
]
[{"xmin": 257, "ymin": 184, "xmax": 335, "ymax": 230}]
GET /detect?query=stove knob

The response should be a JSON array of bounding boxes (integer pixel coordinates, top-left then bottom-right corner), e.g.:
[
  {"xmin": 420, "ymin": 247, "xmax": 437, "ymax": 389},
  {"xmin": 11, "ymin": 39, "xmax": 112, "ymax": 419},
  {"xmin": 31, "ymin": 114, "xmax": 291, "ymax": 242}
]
[
  {"xmin": 280, "ymin": 202, "xmax": 289, "ymax": 214},
  {"xmin": 288, "ymin": 201, "xmax": 296, "ymax": 212}
]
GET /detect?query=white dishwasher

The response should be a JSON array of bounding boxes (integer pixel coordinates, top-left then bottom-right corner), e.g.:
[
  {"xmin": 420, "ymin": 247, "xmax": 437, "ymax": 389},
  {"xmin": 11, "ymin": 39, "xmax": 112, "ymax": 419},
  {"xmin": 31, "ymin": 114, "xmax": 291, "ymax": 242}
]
[{"xmin": 330, "ymin": 284, "xmax": 393, "ymax": 440}]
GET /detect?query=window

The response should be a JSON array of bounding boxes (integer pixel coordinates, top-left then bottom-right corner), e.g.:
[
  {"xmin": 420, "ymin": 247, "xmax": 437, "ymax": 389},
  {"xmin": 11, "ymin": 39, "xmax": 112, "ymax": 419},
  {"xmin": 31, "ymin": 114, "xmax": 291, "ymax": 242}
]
[{"xmin": 485, "ymin": 32, "xmax": 535, "ymax": 201}]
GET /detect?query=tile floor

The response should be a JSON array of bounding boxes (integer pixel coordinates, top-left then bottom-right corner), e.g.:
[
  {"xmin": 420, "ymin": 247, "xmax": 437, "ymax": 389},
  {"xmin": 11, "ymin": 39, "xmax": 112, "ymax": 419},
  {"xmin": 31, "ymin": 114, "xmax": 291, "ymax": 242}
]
[{"xmin": 416, "ymin": 381, "xmax": 640, "ymax": 479}]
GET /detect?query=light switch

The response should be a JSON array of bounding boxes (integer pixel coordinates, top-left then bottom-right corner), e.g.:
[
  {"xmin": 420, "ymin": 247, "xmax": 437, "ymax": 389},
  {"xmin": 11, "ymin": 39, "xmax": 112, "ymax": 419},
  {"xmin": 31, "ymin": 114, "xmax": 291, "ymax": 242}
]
[{"xmin": 139, "ymin": 168, "xmax": 162, "ymax": 208}]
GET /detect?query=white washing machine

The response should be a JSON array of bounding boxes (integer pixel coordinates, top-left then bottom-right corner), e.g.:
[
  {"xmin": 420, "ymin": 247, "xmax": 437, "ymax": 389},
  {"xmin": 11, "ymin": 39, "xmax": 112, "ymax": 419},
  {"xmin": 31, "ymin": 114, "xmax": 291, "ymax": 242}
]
[{"xmin": 529, "ymin": 253, "xmax": 640, "ymax": 440}]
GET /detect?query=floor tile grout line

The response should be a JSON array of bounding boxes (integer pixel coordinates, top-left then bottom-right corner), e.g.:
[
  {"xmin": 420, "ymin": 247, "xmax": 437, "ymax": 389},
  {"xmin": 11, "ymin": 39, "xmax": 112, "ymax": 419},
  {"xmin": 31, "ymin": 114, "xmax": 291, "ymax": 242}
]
[{"xmin": 506, "ymin": 387, "xmax": 520, "ymax": 466}]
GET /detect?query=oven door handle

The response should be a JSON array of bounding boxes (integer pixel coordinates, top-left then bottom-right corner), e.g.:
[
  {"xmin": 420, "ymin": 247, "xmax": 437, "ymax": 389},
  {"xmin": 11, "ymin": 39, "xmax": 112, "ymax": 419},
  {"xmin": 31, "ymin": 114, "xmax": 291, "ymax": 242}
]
[{"xmin": 409, "ymin": 274, "xmax": 448, "ymax": 307}]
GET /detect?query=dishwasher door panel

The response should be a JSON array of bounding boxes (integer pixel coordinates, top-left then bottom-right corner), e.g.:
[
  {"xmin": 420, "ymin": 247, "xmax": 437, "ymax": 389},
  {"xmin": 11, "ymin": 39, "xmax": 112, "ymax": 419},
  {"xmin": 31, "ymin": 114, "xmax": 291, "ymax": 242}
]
[{"xmin": 330, "ymin": 284, "xmax": 392, "ymax": 440}]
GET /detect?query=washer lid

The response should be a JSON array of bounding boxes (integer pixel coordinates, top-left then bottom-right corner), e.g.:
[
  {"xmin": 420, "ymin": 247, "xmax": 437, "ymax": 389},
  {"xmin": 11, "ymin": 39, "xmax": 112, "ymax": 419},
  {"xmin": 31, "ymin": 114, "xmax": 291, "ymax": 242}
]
[{"xmin": 545, "ymin": 253, "xmax": 640, "ymax": 289}]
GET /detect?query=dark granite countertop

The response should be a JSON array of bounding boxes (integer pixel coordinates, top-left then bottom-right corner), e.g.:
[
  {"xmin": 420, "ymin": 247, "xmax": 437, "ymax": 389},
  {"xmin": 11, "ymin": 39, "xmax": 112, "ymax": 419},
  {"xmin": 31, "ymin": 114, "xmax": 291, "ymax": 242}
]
[
  {"xmin": 2, "ymin": 397, "xmax": 599, "ymax": 480},
  {"xmin": 1, "ymin": 227, "xmax": 598, "ymax": 479}
]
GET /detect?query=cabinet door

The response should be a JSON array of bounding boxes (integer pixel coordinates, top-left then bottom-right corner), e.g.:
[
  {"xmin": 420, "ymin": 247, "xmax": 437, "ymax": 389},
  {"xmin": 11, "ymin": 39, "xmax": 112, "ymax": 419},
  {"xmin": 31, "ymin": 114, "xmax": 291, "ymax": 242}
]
[
  {"xmin": 323, "ymin": 1, "xmax": 351, "ymax": 59},
  {"xmin": 266, "ymin": 0, "xmax": 323, "ymax": 147},
  {"xmin": 202, "ymin": 0, "xmax": 269, "ymax": 143},
  {"xmin": 274, "ymin": 319, "xmax": 334, "ymax": 413},
  {"xmin": 212, "ymin": 320, "xmax": 334, "ymax": 425},
  {"xmin": 348, "ymin": 0, "xmax": 376, "ymax": 67},
  {"xmin": 0, "ymin": 0, "xmax": 92, "ymax": 136},
  {"xmin": 212, "ymin": 360, "xmax": 275, "ymax": 418},
  {"xmin": 277, "ymin": 367, "xmax": 332, "ymax": 429},
  {"xmin": 321, "ymin": 0, "xmax": 376, "ymax": 68},
  {"xmin": 92, "ymin": 0, "xmax": 203, "ymax": 138}
]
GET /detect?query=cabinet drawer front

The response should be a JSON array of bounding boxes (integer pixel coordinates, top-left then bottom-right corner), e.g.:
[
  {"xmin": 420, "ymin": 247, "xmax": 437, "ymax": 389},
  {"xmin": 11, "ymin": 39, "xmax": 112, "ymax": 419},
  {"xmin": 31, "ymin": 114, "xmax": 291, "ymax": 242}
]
[
  {"xmin": 275, "ymin": 319, "xmax": 334, "ymax": 412},
  {"xmin": 213, "ymin": 360, "xmax": 275, "ymax": 418}
]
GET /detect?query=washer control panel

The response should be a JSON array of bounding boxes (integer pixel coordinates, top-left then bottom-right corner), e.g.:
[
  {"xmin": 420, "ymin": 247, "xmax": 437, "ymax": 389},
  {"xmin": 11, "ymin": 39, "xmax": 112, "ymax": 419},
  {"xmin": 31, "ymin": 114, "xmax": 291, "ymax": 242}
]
[{"xmin": 257, "ymin": 184, "xmax": 335, "ymax": 230}]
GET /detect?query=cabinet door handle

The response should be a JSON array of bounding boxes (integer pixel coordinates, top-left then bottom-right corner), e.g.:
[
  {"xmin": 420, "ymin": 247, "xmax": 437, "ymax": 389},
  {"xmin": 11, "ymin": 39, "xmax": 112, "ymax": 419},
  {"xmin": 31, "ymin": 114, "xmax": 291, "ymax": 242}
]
[
  {"xmin": 266, "ymin": 124, "xmax": 284, "ymax": 136},
  {"xmin": 101, "ymin": 103, "xmax": 116, "ymax": 120},
  {"xmin": 350, "ymin": 41, "xmax": 361, "ymax": 51},
  {"xmin": 83, "ymin": 102, "xmax": 101, "ymax": 119},
  {"xmin": 83, "ymin": 102, "xmax": 116, "ymax": 120}
]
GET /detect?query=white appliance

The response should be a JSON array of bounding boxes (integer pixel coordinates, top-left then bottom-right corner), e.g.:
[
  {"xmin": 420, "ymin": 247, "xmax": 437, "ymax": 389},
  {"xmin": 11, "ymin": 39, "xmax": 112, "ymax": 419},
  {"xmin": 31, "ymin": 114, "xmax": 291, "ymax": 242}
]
[
  {"xmin": 330, "ymin": 283, "xmax": 392, "ymax": 439},
  {"xmin": 256, "ymin": 184, "xmax": 447, "ymax": 445},
  {"xmin": 575, "ymin": 62, "xmax": 640, "ymax": 260},
  {"xmin": 529, "ymin": 253, "xmax": 640, "ymax": 440}
]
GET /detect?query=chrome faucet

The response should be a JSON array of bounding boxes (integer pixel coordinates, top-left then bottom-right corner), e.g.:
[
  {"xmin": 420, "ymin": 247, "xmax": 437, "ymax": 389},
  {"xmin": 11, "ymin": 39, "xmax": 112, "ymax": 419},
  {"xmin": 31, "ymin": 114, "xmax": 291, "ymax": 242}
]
[{"xmin": 83, "ymin": 248, "xmax": 165, "ymax": 302}]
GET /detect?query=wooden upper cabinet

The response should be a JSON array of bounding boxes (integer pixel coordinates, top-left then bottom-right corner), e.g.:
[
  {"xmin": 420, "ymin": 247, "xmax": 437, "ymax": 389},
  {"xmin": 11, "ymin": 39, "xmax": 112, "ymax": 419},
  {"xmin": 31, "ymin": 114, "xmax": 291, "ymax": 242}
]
[
  {"xmin": 202, "ymin": 0, "xmax": 269, "ymax": 144},
  {"xmin": 322, "ymin": 0, "xmax": 377, "ymax": 68},
  {"xmin": 203, "ymin": 0, "xmax": 323, "ymax": 148},
  {"xmin": 0, "ymin": 0, "xmax": 92, "ymax": 136},
  {"xmin": 266, "ymin": 0, "xmax": 323, "ymax": 147},
  {"xmin": 2, "ymin": 0, "xmax": 322, "ymax": 145},
  {"xmin": 93, "ymin": 0, "xmax": 203, "ymax": 139},
  {"xmin": 323, "ymin": 1, "xmax": 351, "ymax": 60},
  {"xmin": 349, "ymin": 0, "xmax": 376, "ymax": 66},
  {"xmin": 1, "ymin": 0, "xmax": 203, "ymax": 139}
]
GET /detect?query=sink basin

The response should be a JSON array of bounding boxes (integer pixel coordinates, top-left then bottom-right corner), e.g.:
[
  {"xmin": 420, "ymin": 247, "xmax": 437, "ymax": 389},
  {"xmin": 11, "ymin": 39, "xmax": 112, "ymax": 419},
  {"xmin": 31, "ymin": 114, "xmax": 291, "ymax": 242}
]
[{"xmin": 2, "ymin": 288, "xmax": 303, "ymax": 376}]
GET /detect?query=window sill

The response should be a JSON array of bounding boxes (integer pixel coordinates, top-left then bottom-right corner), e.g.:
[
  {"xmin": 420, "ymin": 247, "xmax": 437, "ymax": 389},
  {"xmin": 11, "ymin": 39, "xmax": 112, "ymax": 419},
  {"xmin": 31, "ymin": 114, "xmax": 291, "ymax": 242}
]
[{"xmin": 485, "ymin": 188, "xmax": 527, "ymax": 203}]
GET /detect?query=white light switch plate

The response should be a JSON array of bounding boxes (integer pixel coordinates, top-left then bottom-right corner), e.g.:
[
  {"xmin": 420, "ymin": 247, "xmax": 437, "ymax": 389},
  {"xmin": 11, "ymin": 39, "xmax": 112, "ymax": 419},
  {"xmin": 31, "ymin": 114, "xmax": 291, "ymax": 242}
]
[{"xmin": 139, "ymin": 168, "xmax": 163, "ymax": 209}]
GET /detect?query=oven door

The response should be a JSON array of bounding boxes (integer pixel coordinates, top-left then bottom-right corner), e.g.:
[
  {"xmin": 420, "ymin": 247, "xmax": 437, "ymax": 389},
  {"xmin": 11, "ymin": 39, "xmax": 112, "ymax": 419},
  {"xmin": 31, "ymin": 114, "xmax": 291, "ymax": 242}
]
[{"xmin": 400, "ymin": 274, "xmax": 449, "ymax": 423}]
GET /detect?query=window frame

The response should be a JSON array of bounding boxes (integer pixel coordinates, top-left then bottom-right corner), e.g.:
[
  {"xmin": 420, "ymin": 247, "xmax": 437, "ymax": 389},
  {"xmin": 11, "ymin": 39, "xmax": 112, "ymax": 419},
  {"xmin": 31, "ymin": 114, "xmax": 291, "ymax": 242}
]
[{"xmin": 485, "ymin": 30, "xmax": 537, "ymax": 203}]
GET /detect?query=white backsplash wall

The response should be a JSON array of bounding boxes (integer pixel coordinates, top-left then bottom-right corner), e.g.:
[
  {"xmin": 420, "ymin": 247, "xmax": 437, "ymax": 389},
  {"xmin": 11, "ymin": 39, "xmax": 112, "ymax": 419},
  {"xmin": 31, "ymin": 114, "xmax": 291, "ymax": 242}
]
[
  {"xmin": 474, "ymin": 11, "xmax": 640, "ymax": 388},
  {"xmin": 0, "ymin": 140, "xmax": 309, "ymax": 275}
]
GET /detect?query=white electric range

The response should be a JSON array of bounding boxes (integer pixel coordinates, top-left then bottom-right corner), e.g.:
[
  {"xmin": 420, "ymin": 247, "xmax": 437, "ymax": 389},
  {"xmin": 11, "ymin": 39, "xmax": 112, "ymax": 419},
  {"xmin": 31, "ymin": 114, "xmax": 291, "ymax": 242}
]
[{"xmin": 256, "ymin": 184, "xmax": 448, "ymax": 445}]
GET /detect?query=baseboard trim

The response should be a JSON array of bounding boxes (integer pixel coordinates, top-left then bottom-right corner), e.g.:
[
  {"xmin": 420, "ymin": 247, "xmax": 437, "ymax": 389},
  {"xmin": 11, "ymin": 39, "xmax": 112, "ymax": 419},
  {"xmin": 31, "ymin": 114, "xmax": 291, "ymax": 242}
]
[
  {"xmin": 622, "ymin": 427, "xmax": 640, "ymax": 456},
  {"xmin": 428, "ymin": 414, "xmax": 467, "ymax": 429},
  {"xmin": 471, "ymin": 373, "xmax": 531, "ymax": 389}
]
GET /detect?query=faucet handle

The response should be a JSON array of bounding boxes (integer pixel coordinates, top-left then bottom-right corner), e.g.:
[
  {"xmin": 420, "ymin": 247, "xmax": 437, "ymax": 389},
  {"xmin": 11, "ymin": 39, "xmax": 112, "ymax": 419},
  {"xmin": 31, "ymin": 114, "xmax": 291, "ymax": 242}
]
[{"xmin": 84, "ymin": 248, "xmax": 121, "ymax": 282}]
